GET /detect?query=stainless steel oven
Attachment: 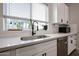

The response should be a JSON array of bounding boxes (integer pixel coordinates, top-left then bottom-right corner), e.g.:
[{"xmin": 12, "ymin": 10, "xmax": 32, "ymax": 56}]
[{"xmin": 58, "ymin": 24, "xmax": 70, "ymax": 33}]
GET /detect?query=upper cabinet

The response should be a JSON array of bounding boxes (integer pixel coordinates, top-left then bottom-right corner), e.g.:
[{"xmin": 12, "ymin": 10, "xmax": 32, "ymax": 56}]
[
  {"xmin": 48, "ymin": 3, "xmax": 69, "ymax": 24},
  {"xmin": 64, "ymin": 4, "xmax": 69, "ymax": 24}
]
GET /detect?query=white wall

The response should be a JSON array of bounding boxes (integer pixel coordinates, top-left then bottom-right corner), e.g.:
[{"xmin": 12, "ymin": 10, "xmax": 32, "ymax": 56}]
[{"xmin": 69, "ymin": 3, "xmax": 79, "ymax": 48}]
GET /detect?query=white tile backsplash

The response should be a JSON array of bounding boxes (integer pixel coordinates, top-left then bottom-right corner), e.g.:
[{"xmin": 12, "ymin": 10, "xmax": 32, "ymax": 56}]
[{"xmin": 70, "ymin": 24, "xmax": 78, "ymax": 33}]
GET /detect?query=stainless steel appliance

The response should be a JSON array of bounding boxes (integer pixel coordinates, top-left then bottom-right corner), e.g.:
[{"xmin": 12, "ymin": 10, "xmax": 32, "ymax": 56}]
[
  {"xmin": 58, "ymin": 24, "xmax": 70, "ymax": 33},
  {"xmin": 57, "ymin": 37, "xmax": 68, "ymax": 56}
]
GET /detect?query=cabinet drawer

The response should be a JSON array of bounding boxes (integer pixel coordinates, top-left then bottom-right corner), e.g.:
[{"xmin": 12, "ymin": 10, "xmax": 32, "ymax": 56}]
[
  {"xmin": 36, "ymin": 39, "xmax": 57, "ymax": 51},
  {"xmin": 16, "ymin": 44, "xmax": 38, "ymax": 56},
  {"xmin": 0, "ymin": 51, "xmax": 10, "ymax": 56},
  {"xmin": 16, "ymin": 40, "xmax": 57, "ymax": 56},
  {"xmin": 34, "ymin": 47, "xmax": 57, "ymax": 56},
  {"xmin": 46, "ymin": 47, "xmax": 57, "ymax": 56}
]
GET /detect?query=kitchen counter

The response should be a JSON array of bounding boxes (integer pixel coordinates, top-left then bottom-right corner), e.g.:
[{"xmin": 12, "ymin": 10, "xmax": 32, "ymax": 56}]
[{"xmin": 0, "ymin": 33, "xmax": 77, "ymax": 52}]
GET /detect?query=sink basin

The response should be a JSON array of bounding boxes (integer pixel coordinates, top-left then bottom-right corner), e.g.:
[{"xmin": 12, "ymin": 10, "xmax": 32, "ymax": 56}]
[{"xmin": 21, "ymin": 35, "xmax": 48, "ymax": 41}]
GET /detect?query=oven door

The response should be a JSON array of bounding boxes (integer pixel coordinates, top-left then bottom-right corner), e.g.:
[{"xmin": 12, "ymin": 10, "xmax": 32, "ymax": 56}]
[
  {"xmin": 59, "ymin": 27, "xmax": 66, "ymax": 33},
  {"xmin": 66, "ymin": 27, "xmax": 70, "ymax": 33}
]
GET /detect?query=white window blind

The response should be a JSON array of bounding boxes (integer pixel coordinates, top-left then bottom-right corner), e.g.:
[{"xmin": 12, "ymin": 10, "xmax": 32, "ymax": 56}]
[
  {"xmin": 4, "ymin": 3, "xmax": 30, "ymax": 19},
  {"xmin": 3, "ymin": 3, "xmax": 31, "ymax": 31},
  {"xmin": 32, "ymin": 3, "xmax": 48, "ymax": 22}
]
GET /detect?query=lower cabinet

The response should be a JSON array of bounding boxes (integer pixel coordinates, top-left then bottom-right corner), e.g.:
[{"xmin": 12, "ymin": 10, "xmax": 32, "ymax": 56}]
[
  {"xmin": 0, "ymin": 49, "xmax": 16, "ymax": 56},
  {"xmin": 68, "ymin": 34, "xmax": 77, "ymax": 55},
  {"xmin": 34, "ymin": 47, "xmax": 57, "ymax": 56},
  {"xmin": 0, "ymin": 40, "xmax": 57, "ymax": 56},
  {"xmin": 0, "ymin": 34, "xmax": 77, "ymax": 56},
  {"xmin": 46, "ymin": 47, "xmax": 57, "ymax": 56},
  {"xmin": 0, "ymin": 51, "xmax": 11, "ymax": 56},
  {"xmin": 16, "ymin": 40, "xmax": 57, "ymax": 56}
]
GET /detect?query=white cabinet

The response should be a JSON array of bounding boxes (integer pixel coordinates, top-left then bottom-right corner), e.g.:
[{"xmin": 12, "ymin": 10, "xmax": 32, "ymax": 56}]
[
  {"xmin": 34, "ymin": 47, "xmax": 57, "ymax": 56},
  {"xmin": 57, "ymin": 3, "xmax": 69, "ymax": 24},
  {"xmin": 45, "ymin": 47, "xmax": 57, "ymax": 56},
  {"xmin": 57, "ymin": 3, "xmax": 65, "ymax": 23},
  {"xmin": 0, "ymin": 49, "xmax": 16, "ymax": 56},
  {"xmin": 16, "ymin": 40, "xmax": 57, "ymax": 56},
  {"xmin": 68, "ymin": 35, "xmax": 77, "ymax": 55},
  {"xmin": 48, "ymin": 3, "xmax": 69, "ymax": 24},
  {"xmin": 0, "ymin": 51, "xmax": 11, "ymax": 56},
  {"xmin": 64, "ymin": 4, "xmax": 69, "ymax": 24}
]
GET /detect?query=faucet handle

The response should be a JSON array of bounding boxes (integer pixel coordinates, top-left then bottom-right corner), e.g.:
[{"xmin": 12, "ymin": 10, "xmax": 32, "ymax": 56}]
[
  {"xmin": 37, "ymin": 25, "xmax": 39, "ymax": 31},
  {"xmin": 43, "ymin": 25, "xmax": 48, "ymax": 30}
]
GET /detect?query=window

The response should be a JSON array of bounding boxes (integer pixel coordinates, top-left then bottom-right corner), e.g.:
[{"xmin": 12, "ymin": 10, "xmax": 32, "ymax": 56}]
[
  {"xmin": 3, "ymin": 3, "xmax": 31, "ymax": 31},
  {"xmin": 3, "ymin": 3, "xmax": 30, "ymax": 18},
  {"xmin": 5, "ymin": 19, "xmax": 31, "ymax": 31},
  {"xmin": 32, "ymin": 3, "xmax": 48, "ymax": 21},
  {"xmin": 3, "ymin": 3, "xmax": 48, "ymax": 31}
]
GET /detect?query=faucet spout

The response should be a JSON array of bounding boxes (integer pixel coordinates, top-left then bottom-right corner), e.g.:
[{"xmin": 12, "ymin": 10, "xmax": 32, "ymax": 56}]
[{"xmin": 32, "ymin": 21, "xmax": 39, "ymax": 36}]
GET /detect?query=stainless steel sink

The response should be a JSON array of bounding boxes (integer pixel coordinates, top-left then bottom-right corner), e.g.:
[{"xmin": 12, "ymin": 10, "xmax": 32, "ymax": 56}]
[{"xmin": 21, "ymin": 35, "xmax": 48, "ymax": 41}]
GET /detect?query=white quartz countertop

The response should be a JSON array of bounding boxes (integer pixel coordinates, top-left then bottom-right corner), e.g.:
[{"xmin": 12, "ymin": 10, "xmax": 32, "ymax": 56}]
[{"xmin": 0, "ymin": 33, "xmax": 77, "ymax": 52}]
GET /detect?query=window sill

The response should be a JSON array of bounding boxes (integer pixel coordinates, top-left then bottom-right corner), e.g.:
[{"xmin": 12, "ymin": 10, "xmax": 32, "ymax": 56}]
[
  {"xmin": 7, "ymin": 29, "xmax": 31, "ymax": 31},
  {"xmin": 8, "ymin": 29, "xmax": 22, "ymax": 31}
]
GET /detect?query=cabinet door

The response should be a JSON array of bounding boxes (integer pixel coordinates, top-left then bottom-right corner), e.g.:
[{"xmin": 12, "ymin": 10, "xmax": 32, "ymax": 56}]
[
  {"xmin": 61, "ymin": 4, "xmax": 65, "ymax": 23},
  {"xmin": 34, "ymin": 51, "xmax": 46, "ymax": 56},
  {"xmin": 0, "ymin": 51, "xmax": 10, "ymax": 56},
  {"xmin": 34, "ymin": 47, "xmax": 57, "ymax": 56},
  {"xmin": 16, "ymin": 45, "xmax": 38, "ymax": 56},
  {"xmin": 68, "ymin": 35, "xmax": 77, "ymax": 55},
  {"xmin": 0, "ymin": 49, "xmax": 16, "ymax": 56},
  {"xmin": 57, "ymin": 4, "xmax": 62, "ymax": 23},
  {"xmin": 16, "ymin": 40, "xmax": 57, "ymax": 56},
  {"xmin": 68, "ymin": 36, "xmax": 73, "ymax": 55},
  {"xmin": 72, "ymin": 35, "xmax": 77, "ymax": 49},
  {"xmin": 64, "ymin": 4, "xmax": 69, "ymax": 24},
  {"xmin": 46, "ymin": 47, "xmax": 57, "ymax": 56},
  {"xmin": 57, "ymin": 3, "xmax": 65, "ymax": 23}
]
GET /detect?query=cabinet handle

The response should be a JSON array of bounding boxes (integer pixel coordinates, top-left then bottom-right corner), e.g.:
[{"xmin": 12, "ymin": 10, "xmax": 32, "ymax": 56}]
[
  {"xmin": 71, "ymin": 40, "xmax": 73, "ymax": 44},
  {"xmin": 61, "ymin": 19, "xmax": 63, "ymax": 22},
  {"xmin": 67, "ymin": 21, "xmax": 68, "ymax": 24},
  {"xmin": 58, "ymin": 38, "xmax": 63, "ymax": 40},
  {"xmin": 44, "ymin": 53, "xmax": 46, "ymax": 56}
]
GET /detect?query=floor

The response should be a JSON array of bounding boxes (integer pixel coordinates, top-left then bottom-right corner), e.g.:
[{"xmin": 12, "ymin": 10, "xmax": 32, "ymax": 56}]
[{"xmin": 70, "ymin": 49, "xmax": 79, "ymax": 56}]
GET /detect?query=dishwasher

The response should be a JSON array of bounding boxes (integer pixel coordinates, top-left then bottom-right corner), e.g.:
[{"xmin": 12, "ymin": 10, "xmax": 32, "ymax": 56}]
[{"xmin": 57, "ymin": 36, "xmax": 68, "ymax": 56}]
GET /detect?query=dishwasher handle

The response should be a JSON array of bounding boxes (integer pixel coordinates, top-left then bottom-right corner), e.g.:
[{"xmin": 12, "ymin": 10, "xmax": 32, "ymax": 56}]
[
  {"xmin": 64, "ymin": 41, "xmax": 67, "ymax": 44},
  {"xmin": 58, "ymin": 38, "xmax": 63, "ymax": 40}
]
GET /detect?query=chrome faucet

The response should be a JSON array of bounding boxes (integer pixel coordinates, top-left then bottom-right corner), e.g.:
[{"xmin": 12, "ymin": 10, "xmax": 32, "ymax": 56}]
[{"xmin": 32, "ymin": 21, "xmax": 39, "ymax": 36}]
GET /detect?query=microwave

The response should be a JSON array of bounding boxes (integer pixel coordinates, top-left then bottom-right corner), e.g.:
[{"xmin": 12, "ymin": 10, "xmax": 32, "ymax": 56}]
[{"xmin": 58, "ymin": 25, "xmax": 70, "ymax": 33}]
